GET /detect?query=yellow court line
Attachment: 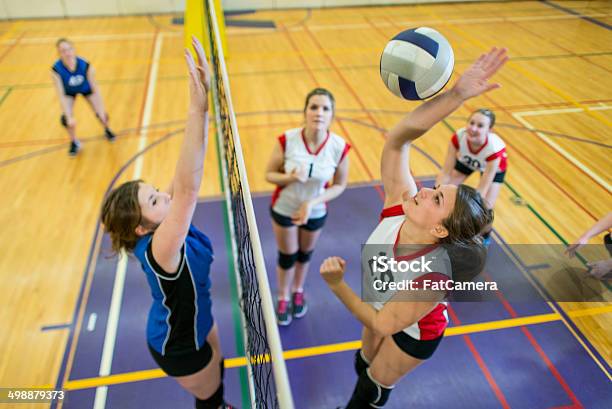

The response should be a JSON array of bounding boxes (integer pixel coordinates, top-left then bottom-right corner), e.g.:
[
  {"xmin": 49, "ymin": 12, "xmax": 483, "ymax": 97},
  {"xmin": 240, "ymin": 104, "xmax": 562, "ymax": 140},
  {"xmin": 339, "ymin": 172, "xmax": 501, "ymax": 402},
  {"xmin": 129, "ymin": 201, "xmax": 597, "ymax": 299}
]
[{"xmin": 61, "ymin": 305, "xmax": 612, "ymax": 391}]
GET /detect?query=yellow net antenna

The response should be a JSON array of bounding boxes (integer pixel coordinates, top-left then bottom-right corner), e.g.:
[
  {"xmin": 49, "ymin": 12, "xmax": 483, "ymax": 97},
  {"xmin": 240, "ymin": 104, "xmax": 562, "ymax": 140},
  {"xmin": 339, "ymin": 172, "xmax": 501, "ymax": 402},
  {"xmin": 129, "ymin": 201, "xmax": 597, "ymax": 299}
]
[{"xmin": 184, "ymin": 0, "xmax": 227, "ymax": 58}]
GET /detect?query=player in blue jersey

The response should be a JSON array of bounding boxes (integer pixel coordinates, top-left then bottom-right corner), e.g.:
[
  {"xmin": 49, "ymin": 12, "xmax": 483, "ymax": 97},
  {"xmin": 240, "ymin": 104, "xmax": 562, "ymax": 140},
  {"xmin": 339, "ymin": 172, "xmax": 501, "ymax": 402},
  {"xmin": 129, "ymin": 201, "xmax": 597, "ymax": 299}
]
[
  {"xmin": 101, "ymin": 37, "xmax": 233, "ymax": 409},
  {"xmin": 51, "ymin": 38, "xmax": 116, "ymax": 156}
]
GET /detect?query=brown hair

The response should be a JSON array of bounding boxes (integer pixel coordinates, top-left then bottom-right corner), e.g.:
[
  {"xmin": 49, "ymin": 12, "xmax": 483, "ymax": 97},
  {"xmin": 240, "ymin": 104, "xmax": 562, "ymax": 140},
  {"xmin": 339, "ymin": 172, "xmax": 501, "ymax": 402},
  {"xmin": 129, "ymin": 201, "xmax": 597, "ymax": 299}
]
[
  {"xmin": 56, "ymin": 38, "xmax": 72, "ymax": 48},
  {"xmin": 440, "ymin": 185, "xmax": 494, "ymax": 282},
  {"xmin": 303, "ymin": 88, "xmax": 335, "ymax": 114},
  {"xmin": 100, "ymin": 180, "xmax": 144, "ymax": 254},
  {"xmin": 472, "ymin": 108, "xmax": 496, "ymax": 128}
]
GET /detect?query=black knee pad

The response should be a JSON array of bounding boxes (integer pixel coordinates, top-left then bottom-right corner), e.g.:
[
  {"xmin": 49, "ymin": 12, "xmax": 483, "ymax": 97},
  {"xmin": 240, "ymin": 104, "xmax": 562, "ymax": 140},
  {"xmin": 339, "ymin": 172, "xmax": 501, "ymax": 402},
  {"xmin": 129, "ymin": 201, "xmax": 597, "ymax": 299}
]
[
  {"xmin": 60, "ymin": 114, "xmax": 68, "ymax": 128},
  {"xmin": 296, "ymin": 249, "xmax": 313, "ymax": 263},
  {"xmin": 278, "ymin": 251, "xmax": 298, "ymax": 269},
  {"xmin": 346, "ymin": 369, "xmax": 394, "ymax": 409},
  {"xmin": 194, "ymin": 382, "xmax": 224, "ymax": 409},
  {"xmin": 354, "ymin": 349, "xmax": 370, "ymax": 377}
]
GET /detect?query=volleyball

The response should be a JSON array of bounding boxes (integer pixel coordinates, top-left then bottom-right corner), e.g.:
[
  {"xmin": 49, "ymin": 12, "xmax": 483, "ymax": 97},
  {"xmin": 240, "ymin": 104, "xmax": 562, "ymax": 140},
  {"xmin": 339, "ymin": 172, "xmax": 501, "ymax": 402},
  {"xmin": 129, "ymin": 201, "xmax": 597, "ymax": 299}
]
[{"xmin": 380, "ymin": 27, "xmax": 454, "ymax": 100}]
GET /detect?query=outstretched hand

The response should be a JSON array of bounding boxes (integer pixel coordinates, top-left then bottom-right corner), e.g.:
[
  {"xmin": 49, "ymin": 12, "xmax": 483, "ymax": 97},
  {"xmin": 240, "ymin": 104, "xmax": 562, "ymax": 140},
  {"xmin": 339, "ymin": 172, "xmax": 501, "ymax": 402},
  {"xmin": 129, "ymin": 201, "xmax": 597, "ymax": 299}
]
[
  {"xmin": 185, "ymin": 36, "xmax": 211, "ymax": 112},
  {"xmin": 453, "ymin": 47, "xmax": 508, "ymax": 101}
]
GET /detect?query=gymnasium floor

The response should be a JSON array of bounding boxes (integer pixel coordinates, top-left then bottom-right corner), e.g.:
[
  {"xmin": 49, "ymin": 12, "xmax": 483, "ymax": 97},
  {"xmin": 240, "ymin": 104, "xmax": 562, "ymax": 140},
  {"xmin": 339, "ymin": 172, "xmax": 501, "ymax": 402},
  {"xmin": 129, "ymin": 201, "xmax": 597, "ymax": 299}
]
[{"xmin": 0, "ymin": 1, "xmax": 610, "ymax": 408}]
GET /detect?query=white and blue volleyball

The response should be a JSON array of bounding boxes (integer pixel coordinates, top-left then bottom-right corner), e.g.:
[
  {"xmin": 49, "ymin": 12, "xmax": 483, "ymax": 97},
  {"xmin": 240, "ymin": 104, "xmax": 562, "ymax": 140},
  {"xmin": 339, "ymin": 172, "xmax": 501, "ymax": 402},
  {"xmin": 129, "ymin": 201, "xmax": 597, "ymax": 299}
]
[{"xmin": 380, "ymin": 27, "xmax": 454, "ymax": 100}]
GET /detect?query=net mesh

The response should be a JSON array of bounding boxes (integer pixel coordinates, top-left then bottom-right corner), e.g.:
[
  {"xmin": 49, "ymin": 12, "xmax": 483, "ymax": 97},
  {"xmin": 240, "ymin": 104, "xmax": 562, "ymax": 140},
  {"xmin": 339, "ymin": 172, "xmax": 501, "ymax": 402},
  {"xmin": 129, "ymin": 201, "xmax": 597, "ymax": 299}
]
[{"xmin": 203, "ymin": 2, "xmax": 279, "ymax": 408}]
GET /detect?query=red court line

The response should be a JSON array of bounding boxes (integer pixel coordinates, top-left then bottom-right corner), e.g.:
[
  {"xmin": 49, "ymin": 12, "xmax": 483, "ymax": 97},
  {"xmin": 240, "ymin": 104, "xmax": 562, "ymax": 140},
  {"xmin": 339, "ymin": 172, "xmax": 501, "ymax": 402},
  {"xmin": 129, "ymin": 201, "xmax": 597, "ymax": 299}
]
[
  {"xmin": 447, "ymin": 306, "xmax": 512, "ymax": 409},
  {"xmin": 280, "ymin": 23, "xmax": 384, "ymax": 200},
  {"xmin": 301, "ymin": 24, "xmax": 383, "ymax": 132},
  {"xmin": 482, "ymin": 272, "xmax": 584, "ymax": 408},
  {"xmin": 0, "ymin": 127, "xmax": 176, "ymax": 150},
  {"xmin": 364, "ymin": 16, "xmax": 392, "ymax": 41}
]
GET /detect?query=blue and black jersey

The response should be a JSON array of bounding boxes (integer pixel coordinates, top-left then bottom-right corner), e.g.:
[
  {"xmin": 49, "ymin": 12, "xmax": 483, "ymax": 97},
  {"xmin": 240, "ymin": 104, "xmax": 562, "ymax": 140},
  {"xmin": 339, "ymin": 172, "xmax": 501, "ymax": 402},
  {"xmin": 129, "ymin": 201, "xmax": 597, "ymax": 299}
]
[
  {"xmin": 52, "ymin": 57, "xmax": 92, "ymax": 97},
  {"xmin": 134, "ymin": 224, "xmax": 214, "ymax": 356}
]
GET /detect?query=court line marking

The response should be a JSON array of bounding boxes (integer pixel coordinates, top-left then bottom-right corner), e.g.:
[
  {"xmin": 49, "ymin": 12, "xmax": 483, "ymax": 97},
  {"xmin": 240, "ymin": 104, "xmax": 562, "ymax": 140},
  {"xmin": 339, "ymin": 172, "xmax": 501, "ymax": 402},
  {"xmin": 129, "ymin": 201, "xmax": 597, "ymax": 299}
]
[
  {"xmin": 541, "ymin": 0, "xmax": 612, "ymax": 30},
  {"xmin": 0, "ymin": 31, "xmax": 180, "ymax": 45},
  {"xmin": 224, "ymin": 12, "xmax": 612, "ymax": 36},
  {"xmin": 92, "ymin": 31, "xmax": 163, "ymax": 409},
  {"xmin": 1, "ymin": 11, "xmax": 606, "ymax": 44},
  {"xmin": 0, "ymin": 87, "xmax": 11, "ymax": 107},
  {"xmin": 60, "ymin": 305, "xmax": 612, "ymax": 391},
  {"xmin": 512, "ymin": 110, "xmax": 611, "ymax": 193},
  {"xmin": 40, "ymin": 323, "xmax": 72, "ymax": 332},
  {"xmin": 515, "ymin": 105, "xmax": 612, "ymax": 116}
]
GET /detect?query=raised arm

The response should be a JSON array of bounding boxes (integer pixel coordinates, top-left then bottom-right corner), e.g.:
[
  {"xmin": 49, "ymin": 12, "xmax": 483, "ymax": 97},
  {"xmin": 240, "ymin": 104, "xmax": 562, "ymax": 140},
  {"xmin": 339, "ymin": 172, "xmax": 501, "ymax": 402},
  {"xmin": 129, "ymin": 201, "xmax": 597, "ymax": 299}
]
[
  {"xmin": 381, "ymin": 47, "xmax": 508, "ymax": 207},
  {"xmin": 151, "ymin": 37, "xmax": 210, "ymax": 273}
]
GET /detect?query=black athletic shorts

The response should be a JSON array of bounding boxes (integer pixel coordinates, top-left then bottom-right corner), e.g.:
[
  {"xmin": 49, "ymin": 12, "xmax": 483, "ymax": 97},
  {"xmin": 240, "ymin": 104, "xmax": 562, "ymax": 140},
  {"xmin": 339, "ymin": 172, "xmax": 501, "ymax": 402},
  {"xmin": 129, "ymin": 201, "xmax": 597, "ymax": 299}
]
[
  {"xmin": 148, "ymin": 341, "xmax": 213, "ymax": 377},
  {"xmin": 454, "ymin": 160, "xmax": 506, "ymax": 183},
  {"xmin": 270, "ymin": 207, "xmax": 327, "ymax": 231},
  {"xmin": 64, "ymin": 90, "xmax": 93, "ymax": 98},
  {"xmin": 391, "ymin": 331, "xmax": 444, "ymax": 360},
  {"xmin": 605, "ymin": 233, "xmax": 612, "ymax": 257}
]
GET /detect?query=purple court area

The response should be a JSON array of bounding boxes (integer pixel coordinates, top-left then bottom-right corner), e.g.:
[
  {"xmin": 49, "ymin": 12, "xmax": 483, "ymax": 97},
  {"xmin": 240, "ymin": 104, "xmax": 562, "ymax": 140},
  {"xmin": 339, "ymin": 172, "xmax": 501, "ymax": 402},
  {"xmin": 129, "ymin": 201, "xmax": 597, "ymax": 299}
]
[{"xmin": 60, "ymin": 183, "xmax": 612, "ymax": 409}]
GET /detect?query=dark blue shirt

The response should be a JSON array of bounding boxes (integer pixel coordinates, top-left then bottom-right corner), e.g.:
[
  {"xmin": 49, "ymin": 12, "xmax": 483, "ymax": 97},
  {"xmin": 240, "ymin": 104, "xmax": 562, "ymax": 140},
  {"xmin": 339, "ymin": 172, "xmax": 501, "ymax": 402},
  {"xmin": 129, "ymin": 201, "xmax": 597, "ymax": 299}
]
[
  {"xmin": 134, "ymin": 224, "xmax": 214, "ymax": 355},
  {"xmin": 52, "ymin": 57, "xmax": 92, "ymax": 96}
]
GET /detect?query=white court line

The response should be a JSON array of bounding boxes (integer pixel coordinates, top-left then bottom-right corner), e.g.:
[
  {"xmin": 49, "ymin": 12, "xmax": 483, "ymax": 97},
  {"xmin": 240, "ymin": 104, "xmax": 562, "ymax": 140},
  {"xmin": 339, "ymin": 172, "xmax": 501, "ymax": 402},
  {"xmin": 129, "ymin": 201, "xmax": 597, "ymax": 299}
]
[
  {"xmin": 515, "ymin": 105, "xmax": 611, "ymax": 116},
  {"xmin": 87, "ymin": 313, "xmax": 97, "ymax": 332},
  {"xmin": 92, "ymin": 31, "xmax": 163, "ymax": 409},
  {"xmin": 512, "ymin": 109, "xmax": 611, "ymax": 193},
  {"xmin": 1, "ymin": 12, "xmax": 608, "ymax": 42},
  {"xmin": 0, "ymin": 31, "xmax": 180, "ymax": 45}
]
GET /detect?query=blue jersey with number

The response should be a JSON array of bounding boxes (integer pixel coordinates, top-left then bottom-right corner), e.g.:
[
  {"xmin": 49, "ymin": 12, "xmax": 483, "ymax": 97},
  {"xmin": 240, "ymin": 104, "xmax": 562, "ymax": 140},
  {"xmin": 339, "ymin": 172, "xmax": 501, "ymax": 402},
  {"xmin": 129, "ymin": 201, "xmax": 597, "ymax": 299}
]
[
  {"xmin": 134, "ymin": 224, "xmax": 214, "ymax": 356},
  {"xmin": 52, "ymin": 57, "xmax": 92, "ymax": 96}
]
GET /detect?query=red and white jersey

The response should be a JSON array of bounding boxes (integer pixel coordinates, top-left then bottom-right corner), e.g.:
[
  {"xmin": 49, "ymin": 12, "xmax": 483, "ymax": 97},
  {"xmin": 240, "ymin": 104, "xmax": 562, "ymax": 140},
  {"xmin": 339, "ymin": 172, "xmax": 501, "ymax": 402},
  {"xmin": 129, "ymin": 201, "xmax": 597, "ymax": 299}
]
[
  {"xmin": 452, "ymin": 127, "xmax": 507, "ymax": 172},
  {"xmin": 272, "ymin": 128, "xmax": 350, "ymax": 219},
  {"xmin": 361, "ymin": 205, "xmax": 451, "ymax": 341}
]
